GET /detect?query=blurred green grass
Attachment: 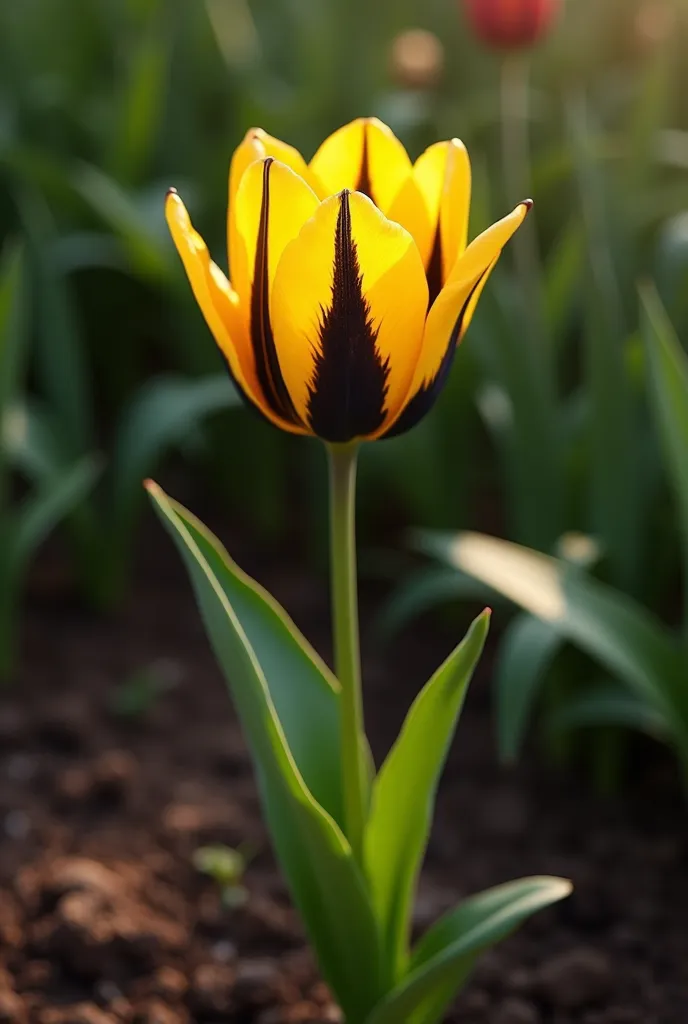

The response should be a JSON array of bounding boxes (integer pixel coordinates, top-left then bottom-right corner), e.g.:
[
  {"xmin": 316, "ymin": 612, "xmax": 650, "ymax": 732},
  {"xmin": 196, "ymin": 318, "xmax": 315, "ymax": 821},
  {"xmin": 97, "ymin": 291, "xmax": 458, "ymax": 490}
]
[{"xmin": 1, "ymin": 0, "xmax": 688, "ymax": 707}]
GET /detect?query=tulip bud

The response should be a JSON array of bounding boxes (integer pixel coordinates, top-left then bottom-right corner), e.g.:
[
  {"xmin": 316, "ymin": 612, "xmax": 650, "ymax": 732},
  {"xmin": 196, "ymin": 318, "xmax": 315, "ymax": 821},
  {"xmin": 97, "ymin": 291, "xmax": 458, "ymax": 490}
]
[
  {"xmin": 462, "ymin": 0, "xmax": 560, "ymax": 50},
  {"xmin": 390, "ymin": 29, "xmax": 445, "ymax": 90}
]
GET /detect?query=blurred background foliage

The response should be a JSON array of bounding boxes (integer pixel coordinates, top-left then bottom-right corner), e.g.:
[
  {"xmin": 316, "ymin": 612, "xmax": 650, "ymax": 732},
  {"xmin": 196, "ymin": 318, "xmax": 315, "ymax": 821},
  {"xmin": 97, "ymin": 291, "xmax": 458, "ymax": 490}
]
[{"xmin": 1, "ymin": 0, "xmax": 688, "ymax": 776}]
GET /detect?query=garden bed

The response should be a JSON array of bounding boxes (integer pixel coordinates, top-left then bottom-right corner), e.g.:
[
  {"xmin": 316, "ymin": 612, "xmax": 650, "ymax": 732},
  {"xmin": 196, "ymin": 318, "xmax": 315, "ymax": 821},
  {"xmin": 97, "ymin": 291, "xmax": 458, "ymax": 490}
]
[{"xmin": 0, "ymin": 506, "xmax": 686, "ymax": 1024}]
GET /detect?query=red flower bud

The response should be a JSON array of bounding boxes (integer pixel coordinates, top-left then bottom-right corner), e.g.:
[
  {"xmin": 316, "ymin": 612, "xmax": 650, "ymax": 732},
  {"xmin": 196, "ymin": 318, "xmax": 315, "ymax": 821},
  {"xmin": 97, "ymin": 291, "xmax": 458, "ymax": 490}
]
[{"xmin": 463, "ymin": 0, "xmax": 560, "ymax": 50}]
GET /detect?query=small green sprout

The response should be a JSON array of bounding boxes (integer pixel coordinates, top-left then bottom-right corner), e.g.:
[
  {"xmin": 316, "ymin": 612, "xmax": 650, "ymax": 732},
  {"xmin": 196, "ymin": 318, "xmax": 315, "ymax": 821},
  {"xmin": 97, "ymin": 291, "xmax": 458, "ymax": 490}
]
[{"xmin": 192, "ymin": 843, "xmax": 254, "ymax": 909}]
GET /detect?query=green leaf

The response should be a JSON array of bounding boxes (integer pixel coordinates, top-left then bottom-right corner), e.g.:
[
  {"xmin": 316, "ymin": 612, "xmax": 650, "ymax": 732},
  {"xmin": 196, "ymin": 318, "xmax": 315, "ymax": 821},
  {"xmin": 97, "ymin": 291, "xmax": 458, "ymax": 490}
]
[
  {"xmin": 12, "ymin": 455, "xmax": 99, "ymax": 574},
  {"xmin": 15, "ymin": 188, "xmax": 94, "ymax": 456},
  {"xmin": 107, "ymin": 373, "xmax": 239, "ymax": 576},
  {"xmin": 641, "ymin": 285, "xmax": 688, "ymax": 581},
  {"xmin": 365, "ymin": 877, "xmax": 572, "ymax": 1024},
  {"xmin": 567, "ymin": 94, "xmax": 641, "ymax": 591},
  {"xmin": 473, "ymin": 283, "xmax": 563, "ymax": 552},
  {"xmin": 0, "ymin": 244, "xmax": 27, "ymax": 420},
  {"xmin": 364, "ymin": 610, "xmax": 489, "ymax": 985},
  {"xmin": 147, "ymin": 483, "xmax": 383, "ymax": 1021},
  {"xmin": 109, "ymin": 29, "xmax": 168, "ymax": 186},
  {"xmin": 71, "ymin": 163, "xmax": 170, "ymax": 283},
  {"xmin": 376, "ymin": 565, "xmax": 489, "ymax": 643},
  {"xmin": 543, "ymin": 218, "xmax": 584, "ymax": 347},
  {"xmin": 547, "ymin": 684, "xmax": 669, "ymax": 740},
  {"xmin": 495, "ymin": 613, "xmax": 562, "ymax": 763},
  {"xmin": 427, "ymin": 531, "xmax": 688, "ymax": 751},
  {"xmin": 0, "ymin": 243, "xmax": 29, "ymax": 512}
]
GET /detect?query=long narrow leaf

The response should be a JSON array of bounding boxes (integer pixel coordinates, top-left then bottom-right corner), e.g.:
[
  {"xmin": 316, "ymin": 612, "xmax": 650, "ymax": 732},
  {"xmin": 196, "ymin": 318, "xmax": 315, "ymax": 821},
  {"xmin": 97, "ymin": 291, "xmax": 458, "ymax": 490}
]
[
  {"xmin": 377, "ymin": 566, "xmax": 489, "ymax": 643},
  {"xmin": 107, "ymin": 374, "xmax": 239, "ymax": 575},
  {"xmin": 15, "ymin": 189, "xmax": 94, "ymax": 456},
  {"xmin": 147, "ymin": 484, "xmax": 383, "ymax": 1020},
  {"xmin": 0, "ymin": 244, "xmax": 29, "ymax": 512},
  {"xmin": 495, "ymin": 613, "xmax": 563, "ymax": 763},
  {"xmin": 364, "ymin": 610, "xmax": 489, "ymax": 984},
  {"xmin": 547, "ymin": 684, "xmax": 669, "ymax": 740},
  {"xmin": 11, "ymin": 455, "xmax": 99, "ymax": 574},
  {"xmin": 641, "ymin": 284, "xmax": 688, "ymax": 627},
  {"xmin": 425, "ymin": 531, "xmax": 688, "ymax": 749},
  {"xmin": 567, "ymin": 94, "xmax": 639, "ymax": 590},
  {"xmin": 109, "ymin": 30, "xmax": 169, "ymax": 186},
  {"xmin": 366, "ymin": 877, "xmax": 571, "ymax": 1024}
]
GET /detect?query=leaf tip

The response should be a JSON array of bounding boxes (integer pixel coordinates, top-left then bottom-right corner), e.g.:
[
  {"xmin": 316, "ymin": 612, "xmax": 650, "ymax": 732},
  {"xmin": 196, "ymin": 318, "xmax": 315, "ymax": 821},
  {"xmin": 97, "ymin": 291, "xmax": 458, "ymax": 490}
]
[{"xmin": 143, "ymin": 478, "xmax": 161, "ymax": 496}]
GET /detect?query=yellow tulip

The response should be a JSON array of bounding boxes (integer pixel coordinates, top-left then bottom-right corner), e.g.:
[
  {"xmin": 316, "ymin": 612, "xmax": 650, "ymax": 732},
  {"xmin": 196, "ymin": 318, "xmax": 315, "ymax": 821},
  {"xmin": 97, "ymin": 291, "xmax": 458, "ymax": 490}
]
[{"xmin": 166, "ymin": 117, "xmax": 530, "ymax": 443}]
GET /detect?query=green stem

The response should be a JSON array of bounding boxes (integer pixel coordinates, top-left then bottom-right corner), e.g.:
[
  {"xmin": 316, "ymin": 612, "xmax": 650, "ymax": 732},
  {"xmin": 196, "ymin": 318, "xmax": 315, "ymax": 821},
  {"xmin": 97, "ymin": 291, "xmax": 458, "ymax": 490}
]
[{"xmin": 327, "ymin": 441, "xmax": 366, "ymax": 862}]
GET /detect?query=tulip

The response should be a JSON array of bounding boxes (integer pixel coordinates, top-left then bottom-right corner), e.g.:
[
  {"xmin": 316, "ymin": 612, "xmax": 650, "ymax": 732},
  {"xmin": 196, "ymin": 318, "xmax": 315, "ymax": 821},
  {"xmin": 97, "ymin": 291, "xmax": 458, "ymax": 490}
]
[
  {"xmin": 154, "ymin": 125, "xmax": 569, "ymax": 1017},
  {"xmin": 463, "ymin": 0, "xmax": 559, "ymax": 49},
  {"xmin": 166, "ymin": 118, "xmax": 530, "ymax": 444}
]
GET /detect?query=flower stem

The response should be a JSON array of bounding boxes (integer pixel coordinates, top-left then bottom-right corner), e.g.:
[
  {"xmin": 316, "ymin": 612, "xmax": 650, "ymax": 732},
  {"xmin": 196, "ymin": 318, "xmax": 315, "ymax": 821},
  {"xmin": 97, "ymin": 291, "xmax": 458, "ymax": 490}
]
[{"xmin": 327, "ymin": 441, "xmax": 366, "ymax": 862}]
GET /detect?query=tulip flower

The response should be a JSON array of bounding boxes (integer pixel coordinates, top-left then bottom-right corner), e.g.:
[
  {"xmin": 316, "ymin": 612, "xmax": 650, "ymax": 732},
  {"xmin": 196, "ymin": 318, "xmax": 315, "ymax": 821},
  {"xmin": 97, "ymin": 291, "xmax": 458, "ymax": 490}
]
[
  {"xmin": 154, "ymin": 118, "xmax": 569, "ymax": 1024},
  {"xmin": 463, "ymin": 0, "xmax": 560, "ymax": 49},
  {"xmin": 166, "ymin": 118, "xmax": 530, "ymax": 444}
]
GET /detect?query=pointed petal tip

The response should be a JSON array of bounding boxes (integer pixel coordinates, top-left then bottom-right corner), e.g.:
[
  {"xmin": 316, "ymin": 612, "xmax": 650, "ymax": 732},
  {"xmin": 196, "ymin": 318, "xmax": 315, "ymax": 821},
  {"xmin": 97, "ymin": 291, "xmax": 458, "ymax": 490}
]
[
  {"xmin": 165, "ymin": 186, "xmax": 178, "ymax": 198},
  {"xmin": 143, "ymin": 478, "xmax": 159, "ymax": 494},
  {"xmin": 522, "ymin": 198, "xmax": 534, "ymax": 211}
]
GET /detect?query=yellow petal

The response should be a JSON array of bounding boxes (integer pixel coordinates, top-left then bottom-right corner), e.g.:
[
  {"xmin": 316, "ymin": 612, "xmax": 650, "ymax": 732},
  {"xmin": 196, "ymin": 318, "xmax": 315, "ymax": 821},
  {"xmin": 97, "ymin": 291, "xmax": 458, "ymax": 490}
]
[
  {"xmin": 396, "ymin": 139, "xmax": 472, "ymax": 294},
  {"xmin": 227, "ymin": 127, "xmax": 319, "ymax": 285},
  {"xmin": 309, "ymin": 117, "xmax": 412, "ymax": 214},
  {"xmin": 232, "ymin": 157, "xmax": 320, "ymax": 425},
  {"xmin": 386, "ymin": 174, "xmax": 434, "ymax": 272},
  {"xmin": 270, "ymin": 189, "xmax": 428, "ymax": 442},
  {"xmin": 232, "ymin": 156, "xmax": 320, "ymax": 306},
  {"xmin": 165, "ymin": 189, "xmax": 305, "ymax": 434},
  {"xmin": 385, "ymin": 201, "xmax": 531, "ymax": 437}
]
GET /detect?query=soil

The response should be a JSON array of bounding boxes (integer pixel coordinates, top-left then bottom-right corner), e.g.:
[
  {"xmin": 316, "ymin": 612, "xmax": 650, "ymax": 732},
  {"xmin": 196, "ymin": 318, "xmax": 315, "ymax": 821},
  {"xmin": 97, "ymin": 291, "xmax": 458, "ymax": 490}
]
[{"xmin": 1, "ymin": 498, "xmax": 687, "ymax": 1024}]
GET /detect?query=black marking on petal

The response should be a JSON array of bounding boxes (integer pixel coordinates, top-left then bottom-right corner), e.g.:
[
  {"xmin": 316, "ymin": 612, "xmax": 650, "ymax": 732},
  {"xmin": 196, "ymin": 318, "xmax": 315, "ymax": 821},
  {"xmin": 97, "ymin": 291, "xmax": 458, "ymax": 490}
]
[
  {"xmin": 382, "ymin": 267, "xmax": 489, "ymax": 439},
  {"xmin": 425, "ymin": 221, "xmax": 444, "ymax": 309},
  {"xmin": 249, "ymin": 157, "xmax": 301, "ymax": 425},
  {"xmin": 355, "ymin": 121, "xmax": 373, "ymax": 200},
  {"xmin": 307, "ymin": 190, "xmax": 390, "ymax": 442}
]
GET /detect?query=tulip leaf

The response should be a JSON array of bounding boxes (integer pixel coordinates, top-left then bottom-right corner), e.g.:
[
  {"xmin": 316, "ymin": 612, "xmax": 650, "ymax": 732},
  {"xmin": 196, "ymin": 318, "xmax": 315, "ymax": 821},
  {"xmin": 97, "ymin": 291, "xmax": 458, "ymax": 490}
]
[
  {"xmin": 422, "ymin": 531, "xmax": 688, "ymax": 751},
  {"xmin": 16, "ymin": 189, "xmax": 94, "ymax": 457},
  {"xmin": 11, "ymin": 455, "xmax": 100, "ymax": 575},
  {"xmin": 495, "ymin": 613, "xmax": 563, "ymax": 763},
  {"xmin": 641, "ymin": 285, "xmax": 688, "ymax": 558},
  {"xmin": 377, "ymin": 564, "xmax": 489, "ymax": 643},
  {"xmin": 547, "ymin": 683, "xmax": 669, "ymax": 740},
  {"xmin": 108, "ymin": 373, "xmax": 240, "ymax": 576},
  {"xmin": 364, "ymin": 610, "xmax": 489, "ymax": 985},
  {"xmin": 365, "ymin": 877, "xmax": 572, "ymax": 1024},
  {"xmin": 147, "ymin": 483, "xmax": 383, "ymax": 1021},
  {"xmin": 0, "ymin": 243, "xmax": 29, "ymax": 513}
]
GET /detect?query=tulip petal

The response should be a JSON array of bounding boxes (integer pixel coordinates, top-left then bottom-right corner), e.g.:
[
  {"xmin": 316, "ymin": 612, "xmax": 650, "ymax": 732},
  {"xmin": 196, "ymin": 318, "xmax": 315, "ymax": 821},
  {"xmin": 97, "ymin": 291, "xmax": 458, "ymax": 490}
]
[
  {"xmin": 233, "ymin": 158, "xmax": 320, "ymax": 425},
  {"xmin": 385, "ymin": 201, "xmax": 531, "ymax": 437},
  {"xmin": 271, "ymin": 190, "xmax": 428, "ymax": 442},
  {"xmin": 228, "ymin": 128, "xmax": 319, "ymax": 288},
  {"xmin": 165, "ymin": 189, "xmax": 306, "ymax": 434},
  {"xmin": 309, "ymin": 118, "xmax": 412, "ymax": 215},
  {"xmin": 389, "ymin": 140, "xmax": 471, "ymax": 301}
]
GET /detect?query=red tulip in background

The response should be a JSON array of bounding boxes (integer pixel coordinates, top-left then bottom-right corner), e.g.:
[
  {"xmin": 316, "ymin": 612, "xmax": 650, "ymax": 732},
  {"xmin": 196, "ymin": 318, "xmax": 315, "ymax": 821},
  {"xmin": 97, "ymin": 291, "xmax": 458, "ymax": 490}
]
[{"xmin": 463, "ymin": 0, "xmax": 560, "ymax": 49}]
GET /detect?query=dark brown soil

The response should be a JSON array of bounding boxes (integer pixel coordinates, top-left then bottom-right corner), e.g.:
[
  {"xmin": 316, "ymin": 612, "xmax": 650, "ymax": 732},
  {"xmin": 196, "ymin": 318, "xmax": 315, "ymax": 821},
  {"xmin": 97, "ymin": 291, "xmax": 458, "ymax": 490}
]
[{"xmin": 1, "ymin": 506, "xmax": 687, "ymax": 1024}]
